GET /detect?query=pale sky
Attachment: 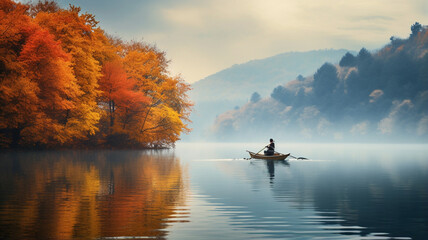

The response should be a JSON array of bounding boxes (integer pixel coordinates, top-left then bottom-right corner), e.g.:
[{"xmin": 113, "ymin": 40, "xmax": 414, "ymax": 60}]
[{"xmin": 45, "ymin": 0, "xmax": 428, "ymax": 83}]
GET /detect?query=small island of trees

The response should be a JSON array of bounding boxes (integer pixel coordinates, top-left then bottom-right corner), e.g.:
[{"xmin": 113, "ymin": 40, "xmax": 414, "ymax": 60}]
[{"xmin": 0, "ymin": 0, "xmax": 192, "ymax": 149}]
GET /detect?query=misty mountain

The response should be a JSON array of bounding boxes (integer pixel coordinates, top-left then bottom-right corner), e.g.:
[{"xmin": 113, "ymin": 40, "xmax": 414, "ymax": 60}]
[
  {"xmin": 212, "ymin": 22, "xmax": 428, "ymax": 142},
  {"xmin": 191, "ymin": 49, "xmax": 353, "ymax": 102},
  {"xmin": 187, "ymin": 49, "xmax": 353, "ymax": 140}
]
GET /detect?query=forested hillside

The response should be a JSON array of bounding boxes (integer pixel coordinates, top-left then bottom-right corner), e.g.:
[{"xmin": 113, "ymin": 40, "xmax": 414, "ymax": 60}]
[
  {"xmin": 0, "ymin": 0, "xmax": 192, "ymax": 148},
  {"xmin": 188, "ymin": 49, "xmax": 351, "ymax": 140},
  {"xmin": 213, "ymin": 23, "xmax": 428, "ymax": 142}
]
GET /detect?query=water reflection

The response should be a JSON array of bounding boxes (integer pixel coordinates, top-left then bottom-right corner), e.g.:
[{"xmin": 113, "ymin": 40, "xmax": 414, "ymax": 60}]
[
  {"xmin": 1, "ymin": 144, "xmax": 427, "ymax": 240},
  {"xmin": 310, "ymin": 159, "xmax": 428, "ymax": 239},
  {"xmin": 0, "ymin": 150, "xmax": 188, "ymax": 240},
  {"xmin": 172, "ymin": 143, "xmax": 428, "ymax": 240},
  {"xmin": 265, "ymin": 146, "xmax": 428, "ymax": 239},
  {"xmin": 264, "ymin": 160, "xmax": 289, "ymax": 183}
]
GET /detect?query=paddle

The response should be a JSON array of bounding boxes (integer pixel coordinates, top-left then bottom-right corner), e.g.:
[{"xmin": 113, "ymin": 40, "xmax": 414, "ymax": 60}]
[
  {"xmin": 289, "ymin": 154, "xmax": 308, "ymax": 160},
  {"xmin": 244, "ymin": 146, "xmax": 266, "ymax": 160},
  {"xmin": 256, "ymin": 146, "xmax": 267, "ymax": 155},
  {"xmin": 274, "ymin": 151, "xmax": 308, "ymax": 160},
  {"xmin": 244, "ymin": 147, "xmax": 266, "ymax": 160}
]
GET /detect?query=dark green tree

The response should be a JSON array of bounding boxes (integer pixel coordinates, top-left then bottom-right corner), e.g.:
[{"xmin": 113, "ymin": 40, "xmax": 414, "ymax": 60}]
[
  {"xmin": 339, "ymin": 52, "xmax": 356, "ymax": 67},
  {"xmin": 250, "ymin": 92, "xmax": 261, "ymax": 103},
  {"xmin": 313, "ymin": 63, "xmax": 339, "ymax": 97},
  {"xmin": 410, "ymin": 22, "xmax": 422, "ymax": 38}
]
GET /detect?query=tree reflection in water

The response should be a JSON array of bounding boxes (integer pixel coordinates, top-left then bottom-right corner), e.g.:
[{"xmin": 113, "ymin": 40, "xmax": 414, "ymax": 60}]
[{"xmin": 0, "ymin": 150, "xmax": 188, "ymax": 240}]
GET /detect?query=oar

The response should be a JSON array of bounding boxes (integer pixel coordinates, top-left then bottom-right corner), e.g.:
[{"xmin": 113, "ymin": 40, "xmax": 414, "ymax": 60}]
[
  {"xmin": 256, "ymin": 146, "xmax": 267, "ymax": 155},
  {"xmin": 245, "ymin": 146, "xmax": 267, "ymax": 160},
  {"xmin": 274, "ymin": 151, "xmax": 308, "ymax": 160},
  {"xmin": 289, "ymin": 154, "xmax": 308, "ymax": 160}
]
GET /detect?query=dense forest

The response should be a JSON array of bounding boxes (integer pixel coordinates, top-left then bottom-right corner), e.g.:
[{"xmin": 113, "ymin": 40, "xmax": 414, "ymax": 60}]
[
  {"xmin": 0, "ymin": 0, "xmax": 192, "ymax": 148},
  {"xmin": 213, "ymin": 23, "xmax": 428, "ymax": 142}
]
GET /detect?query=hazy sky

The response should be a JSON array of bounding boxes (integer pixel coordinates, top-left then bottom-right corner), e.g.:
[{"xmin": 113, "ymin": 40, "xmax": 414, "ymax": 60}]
[{"xmin": 46, "ymin": 0, "xmax": 428, "ymax": 83}]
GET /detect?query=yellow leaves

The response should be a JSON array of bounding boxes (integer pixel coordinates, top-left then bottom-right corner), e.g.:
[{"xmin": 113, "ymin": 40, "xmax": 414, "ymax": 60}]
[
  {"xmin": 34, "ymin": 6, "xmax": 104, "ymax": 141},
  {"xmin": 0, "ymin": 75, "xmax": 39, "ymax": 129},
  {"xmin": 161, "ymin": 75, "xmax": 193, "ymax": 120},
  {"xmin": 91, "ymin": 28, "xmax": 119, "ymax": 64},
  {"xmin": 105, "ymin": 42, "xmax": 192, "ymax": 147},
  {"xmin": 135, "ymin": 104, "xmax": 184, "ymax": 145},
  {"xmin": 67, "ymin": 103, "xmax": 101, "ymax": 137},
  {"xmin": 122, "ymin": 43, "xmax": 168, "ymax": 97},
  {"xmin": 0, "ymin": 0, "xmax": 192, "ymax": 148}
]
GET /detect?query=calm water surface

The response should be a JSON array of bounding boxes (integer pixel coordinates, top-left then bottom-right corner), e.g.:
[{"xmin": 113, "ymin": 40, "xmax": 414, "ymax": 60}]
[{"xmin": 0, "ymin": 143, "xmax": 427, "ymax": 239}]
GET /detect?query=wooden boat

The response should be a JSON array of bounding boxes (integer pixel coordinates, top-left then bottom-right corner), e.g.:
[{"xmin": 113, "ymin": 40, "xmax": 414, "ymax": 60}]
[{"xmin": 247, "ymin": 151, "xmax": 290, "ymax": 160}]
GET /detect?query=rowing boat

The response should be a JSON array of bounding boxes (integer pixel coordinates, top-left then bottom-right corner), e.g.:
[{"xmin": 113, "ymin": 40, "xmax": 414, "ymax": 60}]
[{"xmin": 247, "ymin": 151, "xmax": 290, "ymax": 160}]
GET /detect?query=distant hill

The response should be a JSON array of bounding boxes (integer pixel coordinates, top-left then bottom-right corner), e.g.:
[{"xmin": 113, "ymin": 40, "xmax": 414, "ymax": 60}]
[
  {"xmin": 186, "ymin": 49, "xmax": 354, "ymax": 141},
  {"xmin": 191, "ymin": 49, "xmax": 353, "ymax": 102},
  {"xmin": 212, "ymin": 23, "xmax": 428, "ymax": 142}
]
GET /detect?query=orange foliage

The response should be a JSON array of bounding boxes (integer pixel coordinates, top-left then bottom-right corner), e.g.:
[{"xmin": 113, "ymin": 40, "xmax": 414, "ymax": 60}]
[
  {"xmin": 99, "ymin": 60, "xmax": 150, "ymax": 128},
  {"xmin": 0, "ymin": 0, "xmax": 192, "ymax": 148},
  {"xmin": 0, "ymin": 1, "xmax": 35, "ymax": 136},
  {"xmin": 34, "ymin": 7, "xmax": 102, "ymax": 138},
  {"xmin": 120, "ymin": 43, "xmax": 193, "ymax": 147},
  {"xmin": 0, "ymin": 152, "xmax": 187, "ymax": 239},
  {"xmin": 19, "ymin": 28, "xmax": 79, "ymax": 111},
  {"xmin": 0, "ymin": 0, "xmax": 79, "ymax": 146},
  {"xmin": 17, "ymin": 26, "xmax": 81, "ymax": 145}
]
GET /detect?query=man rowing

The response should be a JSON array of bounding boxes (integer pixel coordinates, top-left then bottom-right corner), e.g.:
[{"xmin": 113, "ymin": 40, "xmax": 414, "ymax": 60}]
[{"xmin": 264, "ymin": 138, "xmax": 275, "ymax": 156}]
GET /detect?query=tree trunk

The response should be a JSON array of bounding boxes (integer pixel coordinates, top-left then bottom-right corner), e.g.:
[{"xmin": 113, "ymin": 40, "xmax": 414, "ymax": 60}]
[
  {"xmin": 109, "ymin": 100, "xmax": 115, "ymax": 127},
  {"xmin": 10, "ymin": 127, "xmax": 22, "ymax": 148}
]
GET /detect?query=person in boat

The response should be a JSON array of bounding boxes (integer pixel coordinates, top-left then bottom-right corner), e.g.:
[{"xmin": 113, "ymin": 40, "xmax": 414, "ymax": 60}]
[{"xmin": 264, "ymin": 138, "xmax": 275, "ymax": 156}]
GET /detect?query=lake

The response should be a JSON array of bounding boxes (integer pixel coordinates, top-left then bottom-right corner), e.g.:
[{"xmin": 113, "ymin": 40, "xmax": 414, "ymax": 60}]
[{"xmin": 0, "ymin": 143, "xmax": 427, "ymax": 240}]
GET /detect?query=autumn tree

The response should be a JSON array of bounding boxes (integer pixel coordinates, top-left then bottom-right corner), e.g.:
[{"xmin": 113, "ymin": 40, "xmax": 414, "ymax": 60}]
[
  {"xmin": 0, "ymin": 1, "xmax": 45, "ymax": 147},
  {"xmin": 0, "ymin": 1, "xmax": 192, "ymax": 148},
  {"xmin": 0, "ymin": 0, "xmax": 78, "ymax": 147},
  {"xmin": 34, "ymin": 5, "xmax": 103, "ymax": 141},
  {"xmin": 98, "ymin": 41, "xmax": 192, "ymax": 148},
  {"xmin": 120, "ymin": 42, "xmax": 192, "ymax": 147},
  {"xmin": 27, "ymin": 0, "xmax": 60, "ymax": 17},
  {"xmin": 18, "ymin": 27, "xmax": 81, "ymax": 145},
  {"xmin": 99, "ymin": 60, "xmax": 149, "ymax": 130}
]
